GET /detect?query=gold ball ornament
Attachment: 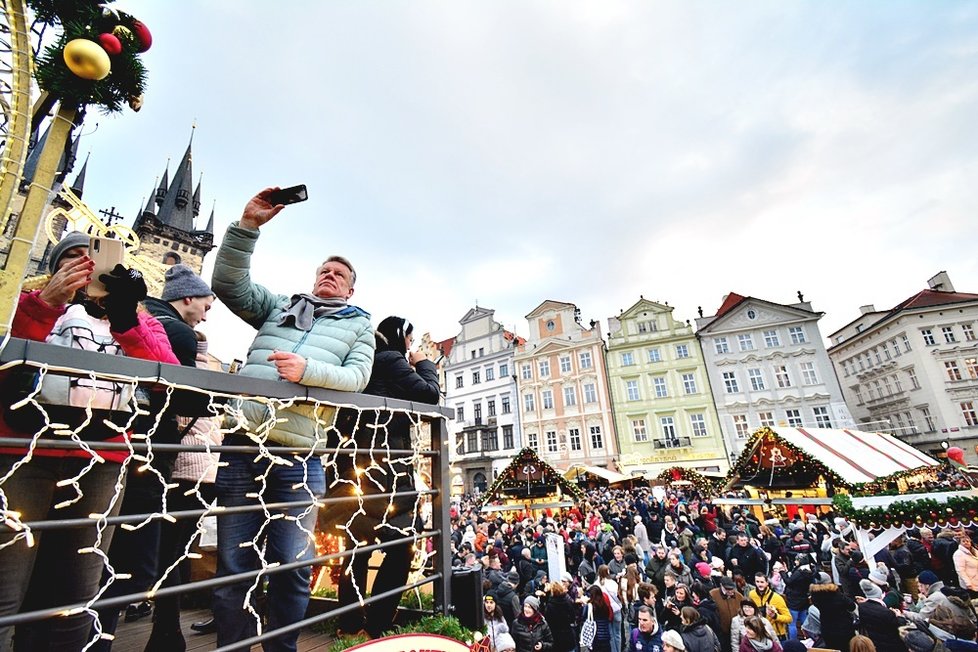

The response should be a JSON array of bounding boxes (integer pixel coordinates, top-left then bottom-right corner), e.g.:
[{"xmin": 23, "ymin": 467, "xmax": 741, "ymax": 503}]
[
  {"xmin": 112, "ymin": 25, "xmax": 133, "ymax": 40},
  {"xmin": 128, "ymin": 94, "xmax": 144, "ymax": 112},
  {"xmin": 63, "ymin": 39, "xmax": 111, "ymax": 81}
]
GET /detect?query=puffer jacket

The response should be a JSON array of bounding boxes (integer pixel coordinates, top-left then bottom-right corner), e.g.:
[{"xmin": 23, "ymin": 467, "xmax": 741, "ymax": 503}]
[
  {"xmin": 681, "ymin": 618, "xmax": 720, "ymax": 652},
  {"xmin": 512, "ymin": 613, "xmax": 554, "ymax": 652},
  {"xmin": 211, "ymin": 223, "xmax": 375, "ymax": 447}
]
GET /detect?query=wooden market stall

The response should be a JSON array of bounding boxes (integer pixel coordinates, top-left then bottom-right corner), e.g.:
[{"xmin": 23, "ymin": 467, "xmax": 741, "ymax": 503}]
[
  {"xmin": 652, "ymin": 466, "xmax": 724, "ymax": 495},
  {"xmin": 563, "ymin": 464, "xmax": 633, "ymax": 490},
  {"xmin": 479, "ymin": 447, "xmax": 584, "ymax": 518}
]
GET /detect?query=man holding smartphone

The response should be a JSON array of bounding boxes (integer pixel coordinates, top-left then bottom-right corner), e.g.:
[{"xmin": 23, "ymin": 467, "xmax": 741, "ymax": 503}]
[{"xmin": 210, "ymin": 187, "xmax": 375, "ymax": 651}]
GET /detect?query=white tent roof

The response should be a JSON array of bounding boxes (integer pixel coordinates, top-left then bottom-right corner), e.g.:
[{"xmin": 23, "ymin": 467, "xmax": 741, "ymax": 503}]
[
  {"xmin": 563, "ymin": 464, "xmax": 632, "ymax": 485},
  {"xmin": 762, "ymin": 426, "xmax": 939, "ymax": 485}
]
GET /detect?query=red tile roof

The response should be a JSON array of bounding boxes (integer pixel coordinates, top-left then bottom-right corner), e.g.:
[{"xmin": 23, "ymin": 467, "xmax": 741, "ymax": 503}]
[
  {"xmin": 713, "ymin": 292, "xmax": 746, "ymax": 319},
  {"xmin": 436, "ymin": 337, "xmax": 455, "ymax": 358},
  {"xmin": 888, "ymin": 289, "xmax": 978, "ymax": 313},
  {"xmin": 503, "ymin": 330, "xmax": 526, "ymax": 346}
]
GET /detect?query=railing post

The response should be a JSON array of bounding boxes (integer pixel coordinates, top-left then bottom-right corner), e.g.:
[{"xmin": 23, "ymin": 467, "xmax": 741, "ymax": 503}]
[{"xmin": 430, "ymin": 413, "xmax": 452, "ymax": 617}]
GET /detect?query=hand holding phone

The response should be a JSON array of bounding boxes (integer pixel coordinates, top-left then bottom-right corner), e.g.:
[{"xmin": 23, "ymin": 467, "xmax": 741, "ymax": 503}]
[
  {"xmin": 266, "ymin": 184, "xmax": 308, "ymax": 206},
  {"xmin": 86, "ymin": 237, "xmax": 125, "ymax": 298}
]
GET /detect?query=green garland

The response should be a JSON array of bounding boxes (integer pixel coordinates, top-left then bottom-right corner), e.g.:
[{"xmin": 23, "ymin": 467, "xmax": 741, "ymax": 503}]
[
  {"xmin": 30, "ymin": 0, "xmax": 148, "ymax": 113},
  {"xmin": 832, "ymin": 492, "xmax": 978, "ymax": 528},
  {"xmin": 655, "ymin": 466, "xmax": 720, "ymax": 495},
  {"xmin": 477, "ymin": 447, "xmax": 583, "ymax": 508},
  {"xmin": 731, "ymin": 427, "xmax": 848, "ymax": 488}
]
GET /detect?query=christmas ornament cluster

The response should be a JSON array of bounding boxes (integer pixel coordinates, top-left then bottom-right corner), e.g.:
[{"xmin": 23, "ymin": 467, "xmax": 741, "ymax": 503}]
[{"xmin": 31, "ymin": 0, "xmax": 151, "ymax": 113}]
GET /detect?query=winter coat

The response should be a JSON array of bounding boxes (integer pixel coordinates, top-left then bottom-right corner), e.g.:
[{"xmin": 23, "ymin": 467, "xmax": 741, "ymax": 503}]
[
  {"xmin": 512, "ymin": 614, "xmax": 554, "ymax": 652},
  {"xmin": 665, "ymin": 562, "xmax": 694, "ymax": 588},
  {"xmin": 748, "ymin": 589, "xmax": 792, "ymax": 638},
  {"xmin": 544, "ymin": 593, "xmax": 578, "ymax": 652},
  {"xmin": 211, "ymin": 222, "xmax": 375, "ymax": 447},
  {"xmin": 497, "ymin": 581, "xmax": 522, "ymax": 626},
  {"xmin": 954, "ymin": 546, "xmax": 978, "ymax": 591},
  {"xmin": 629, "ymin": 625, "xmax": 663, "ymax": 652},
  {"xmin": 3, "ymin": 292, "xmax": 178, "ymax": 463},
  {"xmin": 782, "ymin": 566, "xmax": 814, "ymax": 611},
  {"xmin": 730, "ymin": 615, "xmax": 777, "ymax": 652},
  {"xmin": 934, "ymin": 533, "xmax": 960, "ymax": 584},
  {"xmin": 809, "ymin": 583, "xmax": 856, "ymax": 652},
  {"xmin": 681, "ymin": 618, "xmax": 720, "ymax": 652},
  {"xmin": 635, "ymin": 522, "xmax": 653, "ymax": 554},
  {"xmin": 907, "ymin": 581, "xmax": 976, "ymax": 625},
  {"xmin": 737, "ymin": 633, "xmax": 781, "ymax": 652},
  {"xmin": 710, "ymin": 587, "xmax": 745, "ymax": 636},
  {"xmin": 487, "ymin": 615, "xmax": 517, "ymax": 652},
  {"xmin": 646, "ymin": 556, "xmax": 670, "ymax": 590},
  {"xmin": 696, "ymin": 597, "xmax": 723, "ymax": 639},
  {"xmin": 857, "ymin": 599, "xmax": 905, "ymax": 652},
  {"xmin": 728, "ymin": 544, "xmax": 766, "ymax": 579}
]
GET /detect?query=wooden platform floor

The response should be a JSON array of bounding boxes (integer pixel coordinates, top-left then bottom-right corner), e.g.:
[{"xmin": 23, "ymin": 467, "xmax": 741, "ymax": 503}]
[{"xmin": 112, "ymin": 607, "xmax": 336, "ymax": 651}]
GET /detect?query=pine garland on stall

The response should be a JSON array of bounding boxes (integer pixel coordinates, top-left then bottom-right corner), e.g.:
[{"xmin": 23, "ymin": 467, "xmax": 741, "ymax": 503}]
[
  {"xmin": 478, "ymin": 447, "xmax": 583, "ymax": 507},
  {"xmin": 833, "ymin": 493, "xmax": 978, "ymax": 529}
]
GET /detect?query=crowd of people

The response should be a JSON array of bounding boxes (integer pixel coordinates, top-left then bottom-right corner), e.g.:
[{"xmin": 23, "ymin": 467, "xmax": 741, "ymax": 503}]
[{"xmin": 453, "ymin": 486, "xmax": 978, "ymax": 652}]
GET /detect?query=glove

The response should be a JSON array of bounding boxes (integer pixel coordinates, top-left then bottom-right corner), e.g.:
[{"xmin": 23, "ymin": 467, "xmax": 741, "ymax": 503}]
[{"xmin": 99, "ymin": 264, "xmax": 147, "ymax": 333}]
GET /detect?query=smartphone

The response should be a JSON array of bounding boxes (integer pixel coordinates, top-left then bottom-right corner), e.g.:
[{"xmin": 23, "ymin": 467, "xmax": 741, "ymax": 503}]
[
  {"xmin": 266, "ymin": 184, "xmax": 308, "ymax": 206},
  {"xmin": 86, "ymin": 236, "xmax": 125, "ymax": 298}
]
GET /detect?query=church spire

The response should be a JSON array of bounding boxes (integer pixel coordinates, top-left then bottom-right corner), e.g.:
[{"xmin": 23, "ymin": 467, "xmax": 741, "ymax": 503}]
[
  {"xmin": 192, "ymin": 174, "xmax": 202, "ymax": 217},
  {"xmin": 157, "ymin": 135, "xmax": 195, "ymax": 231},
  {"xmin": 69, "ymin": 152, "xmax": 89, "ymax": 198},
  {"xmin": 155, "ymin": 163, "xmax": 169, "ymax": 207},
  {"xmin": 204, "ymin": 202, "xmax": 215, "ymax": 235}
]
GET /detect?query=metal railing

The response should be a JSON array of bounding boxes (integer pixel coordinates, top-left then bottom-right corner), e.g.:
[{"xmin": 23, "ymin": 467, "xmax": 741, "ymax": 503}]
[{"xmin": 0, "ymin": 338, "xmax": 454, "ymax": 649}]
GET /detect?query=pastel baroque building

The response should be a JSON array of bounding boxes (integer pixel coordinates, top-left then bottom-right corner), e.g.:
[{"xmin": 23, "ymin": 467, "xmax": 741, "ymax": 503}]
[
  {"xmin": 514, "ymin": 300, "xmax": 619, "ymax": 471},
  {"xmin": 607, "ymin": 297, "xmax": 729, "ymax": 476},
  {"xmin": 443, "ymin": 307, "xmax": 523, "ymax": 493},
  {"xmin": 828, "ymin": 272, "xmax": 978, "ymax": 462},
  {"xmin": 696, "ymin": 292, "xmax": 853, "ymax": 460}
]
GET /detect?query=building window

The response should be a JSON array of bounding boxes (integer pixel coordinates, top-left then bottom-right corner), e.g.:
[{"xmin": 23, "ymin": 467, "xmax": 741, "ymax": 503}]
[
  {"xmin": 563, "ymin": 386, "xmax": 577, "ymax": 407},
  {"xmin": 714, "ymin": 337, "xmax": 729, "ymax": 354},
  {"xmin": 467, "ymin": 431, "xmax": 478, "ymax": 453},
  {"xmin": 632, "ymin": 419, "xmax": 648, "ymax": 442},
  {"xmin": 589, "ymin": 426, "xmax": 604, "ymax": 449},
  {"xmin": 966, "ymin": 358, "xmax": 978, "ymax": 380},
  {"xmin": 474, "ymin": 402, "xmax": 482, "ymax": 422},
  {"xmin": 907, "ymin": 367, "xmax": 920, "ymax": 390},
  {"xmin": 527, "ymin": 432, "xmax": 538, "ymax": 451},
  {"xmin": 621, "ymin": 352, "xmax": 635, "ymax": 366},
  {"xmin": 800, "ymin": 361, "xmax": 819, "ymax": 385},
  {"xmin": 524, "ymin": 394, "xmax": 535, "ymax": 412},
  {"xmin": 919, "ymin": 406, "xmax": 935, "ymax": 432},
  {"xmin": 737, "ymin": 334, "xmax": 755, "ymax": 351},
  {"xmin": 882, "ymin": 376, "xmax": 893, "ymax": 395},
  {"xmin": 964, "ymin": 324, "xmax": 976, "ymax": 342},
  {"xmin": 569, "ymin": 428, "xmax": 582, "ymax": 451},
  {"xmin": 485, "ymin": 367, "xmax": 495, "ymax": 381},
  {"xmin": 559, "ymin": 356, "xmax": 572, "ymax": 373},
  {"xmin": 539, "ymin": 360, "xmax": 550, "ymax": 377},
  {"xmin": 681, "ymin": 373, "xmax": 697, "ymax": 395},
  {"xmin": 660, "ymin": 416, "xmax": 676, "ymax": 439},
  {"xmin": 785, "ymin": 409, "xmax": 803, "ymax": 428},
  {"xmin": 456, "ymin": 406, "xmax": 464, "ymax": 421},
  {"xmin": 542, "ymin": 390, "xmax": 554, "ymax": 409},
  {"xmin": 503, "ymin": 425, "xmax": 514, "ymax": 449},
  {"xmin": 891, "ymin": 340, "xmax": 901, "ymax": 357},
  {"xmin": 501, "ymin": 363, "xmax": 510, "ymax": 378},
  {"xmin": 962, "ymin": 402, "xmax": 978, "ymax": 427},
  {"xmin": 902, "ymin": 335, "xmax": 912, "ymax": 352},
  {"xmin": 775, "ymin": 365, "xmax": 791, "ymax": 388},
  {"xmin": 472, "ymin": 371, "xmax": 481, "ymax": 385},
  {"xmin": 873, "ymin": 348, "xmax": 882, "ymax": 364},
  {"xmin": 763, "ymin": 330, "xmax": 780, "ymax": 348},
  {"xmin": 893, "ymin": 374, "xmax": 903, "ymax": 392},
  {"xmin": 579, "ymin": 351, "xmax": 593, "ymax": 369},
  {"xmin": 905, "ymin": 411, "xmax": 919, "ymax": 434},
  {"xmin": 546, "ymin": 430, "xmax": 558, "ymax": 453},
  {"xmin": 873, "ymin": 379, "xmax": 883, "ymax": 399},
  {"xmin": 922, "ymin": 329, "xmax": 936, "ymax": 346},
  {"xmin": 638, "ymin": 320, "xmax": 657, "ymax": 333},
  {"xmin": 501, "ymin": 395, "xmax": 511, "ymax": 414},
  {"xmin": 521, "ymin": 364, "xmax": 532, "ymax": 380},
  {"xmin": 788, "ymin": 326, "xmax": 807, "ymax": 344},
  {"xmin": 455, "ymin": 374, "xmax": 463, "ymax": 389},
  {"xmin": 758, "ymin": 411, "xmax": 775, "ymax": 427},
  {"xmin": 943, "ymin": 326, "xmax": 957, "ymax": 344},
  {"xmin": 813, "ymin": 406, "xmax": 832, "ymax": 428},
  {"xmin": 722, "ymin": 371, "xmax": 739, "ymax": 394},
  {"xmin": 653, "ymin": 376, "xmax": 668, "ymax": 398},
  {"xmin": 747, "ymin": 368, "xmax": 766, "ymax": 391},
  {"xmin": 946, "ymin": 361, "xmax": 963, "ymax": 381},
  {"xmin": 583, "ymin": 383, "xmax": 597, "ymax": 403},
  {"xmin": 648, "ymin": 348, "xmax": 661, "ymax": 363},
  {"xmin": 732, "ymin": 414, "xmax": 750, "ymax": 439},
  {"xmin": 487, "ymin": 399, "xmax": 496, "ymax": 417},
  {"xmin": 479, "ymin": 347, "xmax": 484, "ymax": 357},
  {"xmin": 483, "ymin": 429, "xmax": 498, "ymax": 451},
  {"xmin": 675, "ymin": 344, "xmax": 690, "ymax": 359},
  {"xmin": 690, "ymin": 413, "xmax": 707, "ymax": 437},
  {"xmin": 625, "ymin": 380, "xmax": 640, "ymax": 401}
]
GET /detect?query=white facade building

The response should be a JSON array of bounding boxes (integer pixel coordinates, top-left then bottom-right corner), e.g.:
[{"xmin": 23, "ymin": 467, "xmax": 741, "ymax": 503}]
[
  {"xmin": 443, "ymin": 306, "xmax": 523, "ymax": 493},
  {"xmin": 695, "ymin": 292, "xmax": 853, "ymax": 460},
  {"xmin": 827, "ymin": 272, "xmax": 978, "ymax": 462}
]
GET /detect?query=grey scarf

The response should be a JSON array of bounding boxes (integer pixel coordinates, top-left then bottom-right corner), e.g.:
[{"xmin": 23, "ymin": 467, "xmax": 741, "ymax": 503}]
[{"xmin": 278, "ymin": 294, "xmax": 348, "ymax": 331}]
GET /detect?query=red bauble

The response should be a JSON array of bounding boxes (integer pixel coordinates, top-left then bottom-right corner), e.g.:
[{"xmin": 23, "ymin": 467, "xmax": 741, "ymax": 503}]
[
  {"xmin": 97, "ymin": 33, "xmax": 122, "ymax": 56},
  {"xmin": 950, "ymin": 517, "xmax": 960, "ymax": 525},
  {"xmin": 131, "ymin": 20, "xmax": 152, "ymax": 52}
]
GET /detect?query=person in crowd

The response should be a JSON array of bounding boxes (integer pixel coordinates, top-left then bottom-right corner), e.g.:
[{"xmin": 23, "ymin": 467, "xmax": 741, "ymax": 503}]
[
  {"xmin": 629, "ymin": 582, "xmax": 660, "ymax": 631},
  {"xmin": 647, "ymin": 546, "xmax": 671, "ymax": 591},
  {"xmin": 586, "ymin": 584, "xmax": 616, "ymax": 652},
  {"xmin": 210, "ymin": 188, "xmax": 375, "ymax": 650},
  {"xmin": 866, "ymin": 564, "xmax": 903, "ymax": 610},
  {"xmin": 908, "ymin": 570, "xmax": 977, "ymax": 624},
  {"xmin": 730, "ymin": 601, "xmax": 777, "ymax": 652},
  {"xmin": 661, "ymin": 583, "xmax": 694, "ymax": 632},
  {"xmin": 661, "ymin": 630, "xmax": 686, "ymax": 652},
  {"xmin": 335, "ymin": 315, "xmax": 440, "ymax": 637},
  {"xmin": 610, "ymin": 546, "xmax": 628, "ymax": 578},
  {"xmin": 691, "ymin": 583, "xmax": 721, "ymax": 638},
  {"xmin": 747, "ymin": 573, "xmax": 791, "ymax": 640},
  {"xmin": 581, "ymin": 542, "xmax": 600, "ymax": 585},
  {"xmin": 680, "ymin": 606, "xmax": 720, "ymax": 652},
  {"xmin": 629, "ymin": 605, "xmax": 663, "ymax": 652},
  {"xmin": 934, "ymin": 529, "xmax": 962, "ymax": 588},
  {"xmin": 635, "ymin": 516, "xmax": 653, "ymax": 565},
  {"xmin": 800, "ymin": 605, "xmax": 824, "ymax": 648},
  {"xmin": 728, "ymin": 534, "xmax": 766, "ymax": 580},
  {"xmin": 737, "ymin": 616, "xmax": 782, "ymax": 652},
  {"xmin": 666, "ymin": 552, "xmax": 694, "ymax": 588},
  {"xmin": 544, "ymin": 581, "xmax": 578, "ymax": 652},
  {"xmin": 781, "ymin": 556, "xmax": 814, "ymax": 640},
  {"xmin": 486, "ymin": 592, "xmax": 518, "ymax": 652},
  {"xmin": 856, "ymin": 578, "xmax": 905, "ymax": 652},
  {"xmin": 954, "ymin": 531, "xmax": 978, "ymax": 597},
  {"xmin": 711, "ymin": 576, "xmax": 744, "ymax": 652},
  {"xmin": 497, "ymin": 569, "xmax": 523, "ymax": 626},
  {"xmin": 598, "ymin": 564, "xmax": 625, "ymax": 652},
  {"xmin": 513, "ymin": 595, "xmax": 554, "ymax": 652},
  {"xmin": 0, "ymin": 232, "xmax": 178, "ymax": 651},
  {"xmin": 849, "ymin": 635, "xmax": 879, "ymax": 652}
]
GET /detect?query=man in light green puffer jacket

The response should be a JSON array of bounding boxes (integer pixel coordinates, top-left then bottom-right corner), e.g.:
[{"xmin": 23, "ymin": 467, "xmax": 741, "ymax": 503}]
[{"xmin": 209, "ymin": 187, "xmax": 375, "ymax": 650}]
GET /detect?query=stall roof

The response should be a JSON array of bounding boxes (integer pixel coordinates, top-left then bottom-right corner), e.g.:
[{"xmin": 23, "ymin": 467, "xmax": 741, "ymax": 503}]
[
  {"xmin": 753, "ymin": 427, "xmax": 939, "ymax": 486},
  {"xmin": 564, "ymin": 465, "xmax": 632, "ymax": 485}
]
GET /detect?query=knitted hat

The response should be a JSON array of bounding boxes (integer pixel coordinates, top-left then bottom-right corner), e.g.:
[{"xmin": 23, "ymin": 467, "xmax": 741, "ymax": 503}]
[
  {"xmin": 711, "ymin": 558, "xmax": 725, "ymax": 569},
  {"xmin": 720, "ymin": 576, "xmax": 736, "ymax": 590},
  {"xmin": 625, "ymin": 553, "xmax": 639, "ymax": 566},
  {"xmin": 161, "ymin": 264, "xmax": 213, "ymax": 301},
  {"xmin": 695, "ymin": 562, "xmax": 712, "ymax": 578},
  {"xmin": 48, "ymin": 231, "xmax": 90, "ymax": 273},
  {"xmin": 918, "ymin": 570, "xmax": 939, "ymax": 585},
  {"xmin": 803, "ymin": 606, "xmax": 821, "ymax": 637},
  {"xmin": 561, "ymin": 572, "xmax": 573, "ymax": 583},
  {"xmin": 523, "ymin": 595, "xmax": 540, "ymax": 612},
  {"xmin": 507, "ymin": 568, "xmax": 519, "ymax": 583},
  {"xmin": 661, "ymin": 630, "xmax": 685, "ymax": 651},
  {"xmin": 869, "ymin": 567, "xmax": 889, "ymax": 586},
  {"xmin": 860, "ymin": 579, "xmax": 883, "ymax": 600},
  {"xmin": 815, "ymin": 572, "xmax": 832, "ymax": 585},
  {"xmin": 901, "ymin": 627, "xmax": 936, "ymax": 652}
]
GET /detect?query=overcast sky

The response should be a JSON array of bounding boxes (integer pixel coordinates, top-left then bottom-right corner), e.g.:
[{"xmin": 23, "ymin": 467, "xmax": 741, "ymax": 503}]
[{"xmin": 72, "ymin": 1, "xmax": 978, "ymax": 363}]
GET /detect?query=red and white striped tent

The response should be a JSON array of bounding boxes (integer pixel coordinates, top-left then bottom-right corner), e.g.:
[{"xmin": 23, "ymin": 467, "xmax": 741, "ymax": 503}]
[{"xmin": 732, "ymin": 426, "xmax": 939, "ymax": 488}]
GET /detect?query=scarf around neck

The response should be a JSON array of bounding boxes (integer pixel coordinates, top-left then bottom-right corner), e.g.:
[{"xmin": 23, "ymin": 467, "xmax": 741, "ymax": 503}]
[{"xmin": 278, "ymin": 294, "xmax": 348, "ymax": 331}]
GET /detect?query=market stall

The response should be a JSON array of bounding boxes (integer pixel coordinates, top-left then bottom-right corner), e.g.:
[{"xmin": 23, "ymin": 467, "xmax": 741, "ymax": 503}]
[
  {"xmin": 563, "ymin": 464, "xmax": 633, "ymax": 489},
  {"xmin": 478, "ymin": 447, "xmax": 584, "ymax": 518}
]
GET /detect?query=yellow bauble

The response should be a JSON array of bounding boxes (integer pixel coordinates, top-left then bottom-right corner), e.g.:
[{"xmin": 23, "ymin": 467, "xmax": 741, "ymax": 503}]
[
  {"xmin": 63, "ymin": 39, "xmax": 111, "ymax": 80},
  {"xmin": 112, "ymin": 25, "xmax": 133, "ymax": 40}
]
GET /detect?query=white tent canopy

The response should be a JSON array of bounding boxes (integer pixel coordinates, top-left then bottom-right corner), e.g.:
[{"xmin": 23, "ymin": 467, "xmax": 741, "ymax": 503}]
[{"xmin": 563, "ymin": 464, "xmax": 632, "ymax": 485}]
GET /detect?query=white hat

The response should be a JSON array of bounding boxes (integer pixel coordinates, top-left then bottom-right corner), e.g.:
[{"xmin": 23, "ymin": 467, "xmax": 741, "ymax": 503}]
[{"xmin": 662, "ymin": 630, "xmax": 686, "ymax": 651}]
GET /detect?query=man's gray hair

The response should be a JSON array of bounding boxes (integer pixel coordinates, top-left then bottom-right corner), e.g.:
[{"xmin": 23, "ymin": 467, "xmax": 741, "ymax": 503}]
[{"xmin": 324, "ymin": 255, "xmax": 356, "ymax": 286}]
